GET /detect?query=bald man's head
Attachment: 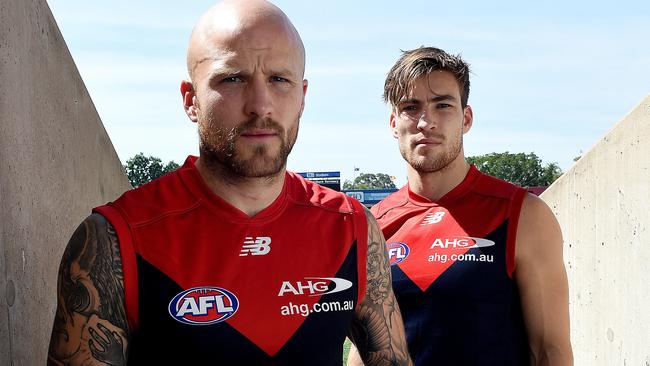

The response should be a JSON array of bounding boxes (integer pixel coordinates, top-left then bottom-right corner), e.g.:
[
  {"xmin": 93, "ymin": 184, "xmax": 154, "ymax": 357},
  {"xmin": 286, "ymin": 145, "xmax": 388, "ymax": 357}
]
[
  {"xmin": 180, "ymin": 0, "xmax": 308, "ymax": 180},
  {"xmin": 186, "ymin": 0, "xmax": 305, "ymax": 82}
]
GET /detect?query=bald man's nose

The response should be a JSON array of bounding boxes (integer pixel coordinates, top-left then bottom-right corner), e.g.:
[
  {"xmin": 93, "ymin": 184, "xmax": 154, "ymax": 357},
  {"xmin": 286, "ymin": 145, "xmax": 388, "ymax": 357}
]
[{"xmin": 243, "ymin": 78, "xmax": 273, "ymax": 118}]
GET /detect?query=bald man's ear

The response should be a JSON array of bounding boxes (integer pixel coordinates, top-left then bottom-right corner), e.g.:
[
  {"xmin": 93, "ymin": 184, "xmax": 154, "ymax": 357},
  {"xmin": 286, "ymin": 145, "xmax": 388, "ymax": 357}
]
[
  {"xmin": 299, "ymin": 79, "xmax": 308, "ymax": 117},
  {"xmin": 181, "ymin": 80, "xmax": 199, "ymax": 123}
]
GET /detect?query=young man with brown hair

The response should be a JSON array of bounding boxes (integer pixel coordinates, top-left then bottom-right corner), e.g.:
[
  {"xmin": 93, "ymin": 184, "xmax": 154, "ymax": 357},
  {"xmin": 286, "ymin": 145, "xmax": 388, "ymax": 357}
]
[{"xmin": 349, "ymin": 46, "xmax": 572, "ymax": 365}]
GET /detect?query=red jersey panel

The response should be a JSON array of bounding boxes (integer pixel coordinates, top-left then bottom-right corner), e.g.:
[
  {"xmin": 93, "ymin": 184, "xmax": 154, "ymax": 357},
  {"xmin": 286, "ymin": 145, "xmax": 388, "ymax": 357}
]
[
  {"xmin": 94, "ymin": 156, "xmax": 367, "ymax": 364},
  {"xmin": 372, "ymin": 166, "xmax": 529, "ymax": 365}
]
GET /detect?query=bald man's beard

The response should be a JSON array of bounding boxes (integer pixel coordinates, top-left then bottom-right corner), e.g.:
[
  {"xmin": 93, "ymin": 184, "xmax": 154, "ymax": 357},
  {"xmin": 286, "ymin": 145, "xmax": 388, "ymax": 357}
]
[{"xmin": 198, "ymin": 115, "xmax": 298, "ymax": 179}]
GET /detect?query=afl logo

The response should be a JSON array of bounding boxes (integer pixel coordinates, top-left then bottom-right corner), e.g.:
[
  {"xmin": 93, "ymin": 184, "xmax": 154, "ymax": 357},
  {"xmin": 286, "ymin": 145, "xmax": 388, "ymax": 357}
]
[
  {"xmin": 387, "ymin": 242, "xmax": 410, "ymax": 265},
  {"xmin": 168, "ymin": 287, "xmax": 239, "ymax": 326}
]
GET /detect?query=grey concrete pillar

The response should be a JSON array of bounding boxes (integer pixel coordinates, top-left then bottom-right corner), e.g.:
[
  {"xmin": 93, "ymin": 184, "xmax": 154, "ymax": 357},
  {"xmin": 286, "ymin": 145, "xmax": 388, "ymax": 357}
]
[
  {"xmin": 0, "ymin": 0, "xmax": 131, "ymax": 364},
  {"xmin": 542, "ymin": 95, "xmax": 650, "ymax": 365}
]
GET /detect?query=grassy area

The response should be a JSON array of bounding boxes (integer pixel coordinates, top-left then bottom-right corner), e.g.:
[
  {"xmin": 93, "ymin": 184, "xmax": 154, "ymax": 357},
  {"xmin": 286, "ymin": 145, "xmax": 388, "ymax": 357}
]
[{"xmin": 343, "ymin": 337, "xmax": 352, "ymax": 364}]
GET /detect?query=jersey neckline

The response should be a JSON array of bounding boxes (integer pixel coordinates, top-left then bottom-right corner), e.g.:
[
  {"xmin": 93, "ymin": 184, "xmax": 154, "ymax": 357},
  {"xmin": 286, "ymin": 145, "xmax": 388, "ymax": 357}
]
[
  {"xmin": 177, "ymin": 155, "xmax": 289, "ymax": 223},
  {"xmin": 406, "ymin": 165, "xmax": 481, "ymax": 206}
]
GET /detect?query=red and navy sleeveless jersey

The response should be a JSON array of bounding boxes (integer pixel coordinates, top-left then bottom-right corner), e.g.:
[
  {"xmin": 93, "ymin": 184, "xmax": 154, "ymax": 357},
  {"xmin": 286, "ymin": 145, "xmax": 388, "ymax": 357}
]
[
  {"xmin": 93, "ymin": 156, "xmax": 367, "ymax": 365},
  {"xmin": 371, "ymin": 166, "xmax": 529, "ymax": 366}
]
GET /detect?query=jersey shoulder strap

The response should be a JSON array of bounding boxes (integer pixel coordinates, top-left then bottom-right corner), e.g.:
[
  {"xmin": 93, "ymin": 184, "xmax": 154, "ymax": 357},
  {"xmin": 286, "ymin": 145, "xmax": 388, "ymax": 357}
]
[{"xmin": 347, "ymin": 197, "xmax": 368, "ymax": 303}]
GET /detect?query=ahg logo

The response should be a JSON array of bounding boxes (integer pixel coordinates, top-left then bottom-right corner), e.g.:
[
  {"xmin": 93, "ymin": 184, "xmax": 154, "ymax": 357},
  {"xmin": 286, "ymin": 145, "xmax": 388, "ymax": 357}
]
[
  {"xmin": 429, "ymin": 236, "xmax": 495, "ymax": 249},
  {"xmin": 240, "ymin": 236, "xmax": 271, "ymax": 256},
  {"xmin": 278, "ymin": 277, "xmax": 353, "ymax": 297}
]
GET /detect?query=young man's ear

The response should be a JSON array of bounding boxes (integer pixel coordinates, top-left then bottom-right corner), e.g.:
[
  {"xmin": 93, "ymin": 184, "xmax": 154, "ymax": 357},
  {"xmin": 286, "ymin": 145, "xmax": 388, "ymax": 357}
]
[
  {"xmin": 389, "ymin": 112, "xmax": 399, "ymax": 139},
  {"xmin": 181, "ymin": 80, "xmax": 198, "ymax": 123},
  {"xmin": 462, "ymin": 105, "xmax": 474, "ymax": 134}
]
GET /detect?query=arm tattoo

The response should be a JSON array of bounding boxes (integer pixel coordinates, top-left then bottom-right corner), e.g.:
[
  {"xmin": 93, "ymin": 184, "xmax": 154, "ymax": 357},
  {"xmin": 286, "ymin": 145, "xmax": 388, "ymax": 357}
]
[
  {"xmin": 48, "ymin": 214, "xmax": 129, "ymax": 365},
  {"xmin": 348, "ymin": 208, "xmax": 412, "ymax": 366}
]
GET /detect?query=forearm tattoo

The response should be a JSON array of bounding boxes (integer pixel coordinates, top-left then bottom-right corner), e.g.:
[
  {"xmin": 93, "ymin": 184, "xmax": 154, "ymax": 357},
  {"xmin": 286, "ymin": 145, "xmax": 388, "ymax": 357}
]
[
  {"xmin": 48, "ymin": 214, "xmax": 129, "ymax": 365},
  {"xmin": 348, "ymin": 209, "xmax": 412, "ymax": 366}
]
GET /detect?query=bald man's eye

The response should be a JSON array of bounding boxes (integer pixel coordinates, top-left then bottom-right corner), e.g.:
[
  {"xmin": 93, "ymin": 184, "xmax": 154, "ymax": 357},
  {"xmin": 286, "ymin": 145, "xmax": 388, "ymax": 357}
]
[
  {"xmin": 221, "ymin": 76, "xmax": 244, "ymax": 83},
  {"xmin": 271, "ymin": 76, "xmax": 290, "ymax": 83}
]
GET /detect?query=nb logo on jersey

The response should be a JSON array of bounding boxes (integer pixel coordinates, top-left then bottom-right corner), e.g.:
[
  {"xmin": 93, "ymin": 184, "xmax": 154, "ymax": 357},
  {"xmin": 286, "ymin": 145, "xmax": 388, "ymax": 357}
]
[
  {"xmin": 240, "ymin": 236, "xmax": 271, "ymax": 256},
  {"xmin": 421, "ymin": 211, "xmax": 445, "ymax": 225}
]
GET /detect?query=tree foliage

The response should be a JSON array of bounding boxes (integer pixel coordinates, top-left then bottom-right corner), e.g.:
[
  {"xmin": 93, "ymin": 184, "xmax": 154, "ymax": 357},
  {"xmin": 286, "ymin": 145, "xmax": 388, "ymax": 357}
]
[
  {"xmin": 343, "ymin": 173, "xmax": 397, "ymax": 190},
  {"xmin": 467, "ymin": 152, "xmax": 562, "ymax": 187},
  {"xmin": 124, "ymin": 153, "xmax": 180, "ymax": 187}
]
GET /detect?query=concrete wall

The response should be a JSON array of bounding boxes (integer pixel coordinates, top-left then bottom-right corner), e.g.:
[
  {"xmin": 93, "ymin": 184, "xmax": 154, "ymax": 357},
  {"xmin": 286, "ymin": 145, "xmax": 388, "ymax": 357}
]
[
  {"xmin": 0, "ymin": 0, "xmax": 132, "ymax": 364},
  {"xmin": 541, "ymin": 95, "xmax": 650, "ymax": 365}
]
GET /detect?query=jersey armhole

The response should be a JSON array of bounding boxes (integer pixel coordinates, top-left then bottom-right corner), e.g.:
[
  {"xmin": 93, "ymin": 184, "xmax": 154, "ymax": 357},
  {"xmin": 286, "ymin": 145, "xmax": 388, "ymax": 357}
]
[
  {"xmin": 349, "ymin": 198, "xmax": 368, "ymax": 304},
  {"xmin": 93, "ymin": 204, "xmax": 139, "ymax": 332},
  {"xmin": 506, "ymin": 188, "xmax": 528, "ymax": 279}
]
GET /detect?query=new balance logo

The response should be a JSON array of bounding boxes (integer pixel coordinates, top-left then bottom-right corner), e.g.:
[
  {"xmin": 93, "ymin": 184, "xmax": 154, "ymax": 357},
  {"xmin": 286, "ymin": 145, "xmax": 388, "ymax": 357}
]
[
  {"xmin": 240, "ymin": 236, "xmax": 272, "ymax": 256},
  {"xmin": 421, "ymin": 211, "xmax": 445, "ymax": 225}
]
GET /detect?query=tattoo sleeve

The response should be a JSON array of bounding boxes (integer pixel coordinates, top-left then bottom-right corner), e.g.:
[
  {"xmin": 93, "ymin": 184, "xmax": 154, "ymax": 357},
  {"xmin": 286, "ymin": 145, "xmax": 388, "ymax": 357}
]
[
  {"xmin": 348, "ymin": 208, "xmax": 412, "ymax": 366},
  {"xmin": 48, "ymin": 214, "xmax": 129, "ymax": 366}
]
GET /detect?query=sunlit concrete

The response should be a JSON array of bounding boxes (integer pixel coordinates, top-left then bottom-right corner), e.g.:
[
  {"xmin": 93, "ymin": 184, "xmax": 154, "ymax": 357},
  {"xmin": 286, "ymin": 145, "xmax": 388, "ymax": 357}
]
[{"xmin": 542, "ymin": 95, "xmax": 650, "ymax": 365}]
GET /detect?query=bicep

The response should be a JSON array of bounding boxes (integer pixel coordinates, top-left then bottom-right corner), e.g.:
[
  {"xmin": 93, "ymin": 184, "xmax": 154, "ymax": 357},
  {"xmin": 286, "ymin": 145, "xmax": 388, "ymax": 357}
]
[
  {"xmin": 48, "ymin": 213, "xmax": 129, "ymax": 365},
  {"xmin": 515, "ymin": 195, "xmax": 572, "ymax": 364},
  {"xmin": 347, "ymin": 208, "xmax": 411, "ymax": 366}
]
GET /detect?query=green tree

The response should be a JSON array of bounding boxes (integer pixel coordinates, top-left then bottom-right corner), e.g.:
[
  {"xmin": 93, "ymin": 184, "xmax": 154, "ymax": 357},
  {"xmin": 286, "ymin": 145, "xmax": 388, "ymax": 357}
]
[
  {"xmin": 124, "ymin": 153, "xmax": 180, "ymax": 187},
  {"xmin": 343, "ymin": 173, "xmax": 397, "ymax": 190},
  {"xmin": 467, "ymin": 152, "xmax": 562, "ymax": 187}
]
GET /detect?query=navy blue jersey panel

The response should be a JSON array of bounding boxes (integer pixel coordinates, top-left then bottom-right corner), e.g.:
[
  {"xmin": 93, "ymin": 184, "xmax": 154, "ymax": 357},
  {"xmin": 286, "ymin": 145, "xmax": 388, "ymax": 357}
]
[
  {"xmin": 274, "ymin": 242, "xmax": 359, "ymax": 364},
  {"xmin": 129, "ymin": 243, "xmax": 359, "ymax": 365},
  {"xmin": 128, "ymin": 255, "xmax": 270, "ymax": 364},
  {"xmin": 392, "ymin": 221, "xmax": 529, "ymax": 366}
]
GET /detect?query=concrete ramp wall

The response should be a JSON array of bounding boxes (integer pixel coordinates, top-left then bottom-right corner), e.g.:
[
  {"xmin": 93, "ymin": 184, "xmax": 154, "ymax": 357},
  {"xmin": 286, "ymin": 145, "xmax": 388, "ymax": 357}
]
[
  {"xmin": 541, "ymin": 95, "xmax": 650, "ymax": 365},
  {"xmin": 0, "ymin": 0, "xmax": 132, "ymax": 364}
]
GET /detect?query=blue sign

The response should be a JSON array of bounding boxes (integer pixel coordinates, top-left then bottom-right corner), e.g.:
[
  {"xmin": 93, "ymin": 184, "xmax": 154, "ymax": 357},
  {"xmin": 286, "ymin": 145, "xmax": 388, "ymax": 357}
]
[
  {"xmin": 343, "ymin": 189, "xmax": 397, "ymax": 206},
  {"xmin": 297, "ymin": 171, "xmax": 340, "ymax": 179}
]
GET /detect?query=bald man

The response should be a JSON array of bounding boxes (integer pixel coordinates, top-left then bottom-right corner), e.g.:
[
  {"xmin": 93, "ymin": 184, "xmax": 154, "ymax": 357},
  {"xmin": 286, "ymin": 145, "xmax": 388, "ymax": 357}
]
[{"xmin": 47, "ymin": 1, "xmax": 412, "ymax": 365}]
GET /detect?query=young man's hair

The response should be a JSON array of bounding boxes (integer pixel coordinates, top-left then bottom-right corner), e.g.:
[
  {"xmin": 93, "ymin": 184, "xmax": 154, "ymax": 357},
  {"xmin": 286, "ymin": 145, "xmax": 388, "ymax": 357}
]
[{"xmin": 384, "ymin": 46, "xmax": 471, "ymax": 108}]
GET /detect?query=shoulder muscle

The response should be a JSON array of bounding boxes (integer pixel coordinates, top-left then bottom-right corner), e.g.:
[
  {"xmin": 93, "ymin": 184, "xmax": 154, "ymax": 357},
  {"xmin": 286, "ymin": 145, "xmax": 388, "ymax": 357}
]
[{"xmin": 48, "ymin": 213, "xmax": 129, "ymax": 365}]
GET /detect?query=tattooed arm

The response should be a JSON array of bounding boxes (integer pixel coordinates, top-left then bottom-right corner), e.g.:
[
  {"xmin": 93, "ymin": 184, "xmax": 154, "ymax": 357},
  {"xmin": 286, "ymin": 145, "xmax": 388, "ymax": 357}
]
[
  {"xmin": 48, "ymin": 213, "xmax": 129, "ymax": 366},
  {"xmin": 347, "ymin": 208, "xmax": 412, "ymax": 366}
]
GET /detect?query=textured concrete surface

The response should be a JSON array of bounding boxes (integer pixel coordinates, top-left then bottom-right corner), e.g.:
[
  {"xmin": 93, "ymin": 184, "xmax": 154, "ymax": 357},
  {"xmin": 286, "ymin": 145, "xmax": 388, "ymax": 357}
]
[
  {"xmin": 542, "ymin": 95, "xmax": 650, "ymax": 365},
  {"xmin": 0, "ymin": 0, "xmax": 131, "ymax": 364}
]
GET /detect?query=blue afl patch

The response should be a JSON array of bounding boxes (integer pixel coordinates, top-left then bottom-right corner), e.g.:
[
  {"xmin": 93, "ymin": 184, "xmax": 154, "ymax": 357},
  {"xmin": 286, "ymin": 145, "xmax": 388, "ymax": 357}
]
[
  {"xmin": 168, "ymin": 286, "xmax": 239, "ymax": 326},
  {"xmin": 387, "ymin": 242, "xmax": 410, "ymax": 265}
]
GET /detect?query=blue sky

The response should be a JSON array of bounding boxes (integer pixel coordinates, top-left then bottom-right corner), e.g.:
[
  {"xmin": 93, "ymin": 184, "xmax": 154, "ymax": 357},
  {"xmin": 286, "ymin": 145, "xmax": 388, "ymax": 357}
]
[{"xmin": 46, "ymin": 0, "xmax": 650, "ymax": 186}]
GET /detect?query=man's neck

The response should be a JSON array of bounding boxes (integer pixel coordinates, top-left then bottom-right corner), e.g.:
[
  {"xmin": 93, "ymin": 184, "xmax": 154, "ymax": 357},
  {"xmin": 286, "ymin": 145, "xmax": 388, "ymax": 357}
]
[
  {"xmin": 195, "ymin": 157, "xmax": 286, "ymax": 217},
  {"xmin": 407, "ymin": 154, "xmax": 471, "ymax": 202}
]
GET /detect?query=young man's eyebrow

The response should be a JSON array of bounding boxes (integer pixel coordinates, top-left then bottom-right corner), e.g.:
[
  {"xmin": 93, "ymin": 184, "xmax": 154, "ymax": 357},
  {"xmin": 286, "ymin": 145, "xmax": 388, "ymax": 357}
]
[
  {"xmin": 430, "ymin": 94, "xmax": 457, "ymax": 102},
  {"xmin": 397, "ymin": 98, "xmax": 421, "ymax": 105},
  {"xmin": 398, "ymin": 94, "xmax": 457, "ymax": 104}
]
